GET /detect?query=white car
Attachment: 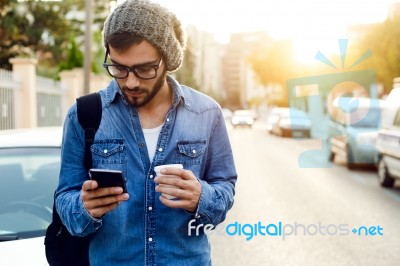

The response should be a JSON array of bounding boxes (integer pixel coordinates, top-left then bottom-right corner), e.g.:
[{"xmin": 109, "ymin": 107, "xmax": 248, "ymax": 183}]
[
  {"xmin": 231, "ymin": 110, "xmax": 254, "ymax": 128},
  {"xmin": 0, "ymin": 127, "xmax": 62, "ymax": 266},
  {"xmin": 270, "ymin": 108, "xmax": 312, "ymax": 138},
  {"xmin": 266, "ymin": 107, "xmax": 289, "ymax": 134},
  {"xmin": 327, "ymin": 97, "xmax": 388, "ymax": 169},
  {"xmin": 376, "ymin": 106, "xmax": 400, "ymax": 187}
]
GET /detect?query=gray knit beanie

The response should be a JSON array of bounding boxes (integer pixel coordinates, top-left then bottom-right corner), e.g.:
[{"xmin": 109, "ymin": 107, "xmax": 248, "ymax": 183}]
[{"xmin": 103, "ymin": 0, "xmax": 186, "ymax": 72}]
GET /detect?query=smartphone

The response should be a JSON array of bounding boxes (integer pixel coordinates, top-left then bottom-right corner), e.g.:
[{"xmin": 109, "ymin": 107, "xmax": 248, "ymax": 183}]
[{"xmin": 89, "ymin": 168, "xmax": 128, "ymax": 193}]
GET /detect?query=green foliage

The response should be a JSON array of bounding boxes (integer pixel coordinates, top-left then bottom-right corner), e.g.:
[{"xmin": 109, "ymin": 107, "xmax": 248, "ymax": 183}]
[
  {"xmin": 1, "ymin": 0, "xmax": 78, "ymax": 70},
  {"xmin": 91, "ymin": 30, "xmax": 107, "ymax": 74},
  {"xmin": 58, "ymin": 38, "xmax": 83, "ymax": 72},
  {"xmin": 175, "ymin": 37, "xmax": 198, "ymax": 89},
  {"xmin": 0, "ymin": 0, "xmax": 107, "ymax": 77},
  {"xmin": 247, "ymin": 19, "xmax": 400, "ymax": 101},
  {"xmin": 357, "ymin": 18, "xmax": 400, "ymax": 94}
]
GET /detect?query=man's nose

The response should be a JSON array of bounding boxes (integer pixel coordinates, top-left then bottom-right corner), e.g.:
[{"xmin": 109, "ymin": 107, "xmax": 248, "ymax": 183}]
[{"xmin": 125, "ymin": 71, "xmax": 141, "ymax": 89}]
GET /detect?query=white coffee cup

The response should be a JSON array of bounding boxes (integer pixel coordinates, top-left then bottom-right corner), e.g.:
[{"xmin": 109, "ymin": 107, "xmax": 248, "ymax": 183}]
[{"xmin": 154, "ymin": 164, "xmax": 183, "ymax": 199}]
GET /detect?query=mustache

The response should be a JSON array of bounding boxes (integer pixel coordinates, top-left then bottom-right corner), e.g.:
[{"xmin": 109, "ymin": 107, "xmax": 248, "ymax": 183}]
[{"xmin": 122, "ymin": 86, "xmax": 145, "ymax": 93}]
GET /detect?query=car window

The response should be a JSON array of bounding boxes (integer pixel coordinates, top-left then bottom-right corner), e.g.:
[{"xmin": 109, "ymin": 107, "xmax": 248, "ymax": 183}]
[
  {"xmin": 393, "ymin": 109, "xmax": 400, "ymax": 128},
  {"xmin": 349, "ymin": 107, "xmax": 382, "ymax": 128},
  {"xmin": 0, "ymin": 147, "xmax": 60, "ymax": 239}
]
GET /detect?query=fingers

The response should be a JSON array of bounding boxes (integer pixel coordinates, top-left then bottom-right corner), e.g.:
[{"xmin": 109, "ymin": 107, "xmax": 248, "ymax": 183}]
[
  {"xmin": 83, "ymin": 192, "xmax": 129, "ymax": 218},
  {"xmin": 81, "ymin": 180, "xmax": 129, "ymax": 218},
  {"xmin": 82, "ymin": 192, "xmax": 129, "ymax": 210},
  {"xmin": 154, "ymin": 169, "xmax": 201, "ymax": 213},
  {"xmin": 82, "ymin": 180, "xmax": 125, "ymax": 199},
  {"xmin": 159, "ymin": 167, "xmax": 193, "ymax": 180},
  {"xmin": 154, "ymin": 175, "xmax": 191, "ymax": 190},
  {"xmin": 85, "ymin": 203, "xmax": 120, "ymax": 218},
  {"xmin": 82, "ymin": 180, "xmax": 98, "ymax": 191}
]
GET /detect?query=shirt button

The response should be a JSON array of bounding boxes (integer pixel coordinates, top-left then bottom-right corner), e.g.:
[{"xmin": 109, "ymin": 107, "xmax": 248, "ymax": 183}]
[
  {"xmin": 192, "ymin": 149, "xmax": 196, "ymax": 154},
  {"xmin": 148, "ymin": 237, "xmax": 153, "ymax": 242},
  {"xmin": 103, "ymin": 149, "xmax": 108, "ymax": 154},
  {"xmin": 149, "ymin": 175, "xmax": 154, "ymax": 179},
  {"xmin": 158, "ymin": 147, "xmax": 163, "ymax": 152},
  {"xmin": 166, "ymin": 118, "xmax": 170, "ymax": 122},
  {"xmin": 140, "ymin": 143, "xmax": 145, "ymax": 147},
  {"xmin": 148, "ymin": 206, "xmax": 153, "ymax": 211}
]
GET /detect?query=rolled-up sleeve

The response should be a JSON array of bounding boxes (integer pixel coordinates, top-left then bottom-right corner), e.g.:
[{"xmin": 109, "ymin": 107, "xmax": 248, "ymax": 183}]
[{"xmin": 195, "ymin": 110, "xmax": 237, "ymax": 226}]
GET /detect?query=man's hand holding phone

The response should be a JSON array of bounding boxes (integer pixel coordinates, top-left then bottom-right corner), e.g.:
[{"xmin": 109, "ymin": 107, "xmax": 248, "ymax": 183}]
[{"xmin": 81, "ymin": 169, "xmax": 129, "ymax": 218}]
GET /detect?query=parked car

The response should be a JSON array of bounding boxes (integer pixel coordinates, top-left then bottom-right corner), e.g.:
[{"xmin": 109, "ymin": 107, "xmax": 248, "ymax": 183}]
[
  {"xmin": 382, "ymin": 87, "xmax": 400, "ymax": 128},
  {"xmin": 327, "ymin": 97, "xmax": 386, "ymax": 169},
  {"xmin": 270, "ymin": 108, "xmax": 311, "ymax": 138},
  {"xmin": 231, "ymin": 110, "xmax": 254, "ymax": 128},
  {"xmin": 0, "ymin": 127, "xmax": 62, "ymax": 266},
  {"xmin": 266, "ymin": 107, "xmax": 289, "ymax": 134},
  {"xmin": 385, "ymin": 87, "xmax": 400, "ymax": 105},
  {"xmin": 376, "ymin": 106, "xmax": 400, "ymax": 187}
]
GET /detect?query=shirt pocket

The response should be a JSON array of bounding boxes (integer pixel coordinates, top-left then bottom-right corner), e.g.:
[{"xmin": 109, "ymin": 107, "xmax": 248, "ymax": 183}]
[
  {"xmin": 174, "ymin": 140, "xmax": 207, "ymax": 165},
  {"xmin": 91, "ymin": 139, "xmax": 126, "ymax": 166}
]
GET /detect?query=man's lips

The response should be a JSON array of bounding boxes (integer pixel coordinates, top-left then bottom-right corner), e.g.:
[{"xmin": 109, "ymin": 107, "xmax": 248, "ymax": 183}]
[{"xmin": 125, "ymin": 89, "xmax": 144, "ymax": 96}]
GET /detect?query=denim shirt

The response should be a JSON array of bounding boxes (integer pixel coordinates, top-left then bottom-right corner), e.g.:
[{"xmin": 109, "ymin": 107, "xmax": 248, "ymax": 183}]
[{"xmin": 56, "ymin": 76, "xmax": 237, "ymax": 266}]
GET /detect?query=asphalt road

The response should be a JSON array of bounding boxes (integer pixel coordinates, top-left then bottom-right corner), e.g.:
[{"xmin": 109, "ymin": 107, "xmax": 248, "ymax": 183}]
[{"xmin": 209, "ymin": 122, "xmax": 400, "ymax": 266}]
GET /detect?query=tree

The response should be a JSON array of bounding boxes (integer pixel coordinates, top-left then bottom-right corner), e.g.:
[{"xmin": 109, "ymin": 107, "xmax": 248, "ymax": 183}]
[
  {"xmin": 0, "ymin": 0, "xmax": 107, "ymax": 77},
  {"xmin": 357, "ymin": 18, "xmax": 400, "ymax": 94},
  {"xmin": 58, "ymin": 38, "xmax": 83, "ymax": 72},
  {"xmin": 247, "ymin": 39, "xmax": 298, "ymax": 107},
  {"xmin": 0, "ymin": 0, "xmax": 81, "ymax": 70},
  {"xmin": 248, "ymin": 39, "xmax": 298, "ymax": 88},
  {"xmin": 175, "ymin": 37, "xmax": 198, "ymax": 89}
]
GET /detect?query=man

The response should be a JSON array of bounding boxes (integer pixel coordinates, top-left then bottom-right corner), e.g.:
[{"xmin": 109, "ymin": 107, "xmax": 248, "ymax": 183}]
[{"xmin": 56, "ymin": 0, "xmax": 237, "ymax": 265}]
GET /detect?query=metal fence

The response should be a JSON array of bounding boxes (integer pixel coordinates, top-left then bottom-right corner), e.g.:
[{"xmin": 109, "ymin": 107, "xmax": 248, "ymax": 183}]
[
  {"xmin": 36, "ymin": 76, "xmax": 64, "ymax": 127},
  {"xmin": 0, "ymin": 69, "xmax": 20, "ymax": 130},
  {"xmin": 0, "ymin": 68, "xmax": 65, "ymax": 130}
]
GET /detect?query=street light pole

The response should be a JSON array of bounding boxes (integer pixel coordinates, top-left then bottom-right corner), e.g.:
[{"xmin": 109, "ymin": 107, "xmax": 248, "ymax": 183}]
[{"xmin": 83, "ymin": 0, "xmax": 93, "ymax": 95}]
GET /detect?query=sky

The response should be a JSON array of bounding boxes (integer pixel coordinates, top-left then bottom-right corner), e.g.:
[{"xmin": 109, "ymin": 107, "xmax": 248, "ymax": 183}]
[
  {"xmin": 144, "ymin": 0, "xmax": 398, "ymax": 62},
  {"xmin": 112, "ymin": 0, "xmax": 398, "ymax": 62}
]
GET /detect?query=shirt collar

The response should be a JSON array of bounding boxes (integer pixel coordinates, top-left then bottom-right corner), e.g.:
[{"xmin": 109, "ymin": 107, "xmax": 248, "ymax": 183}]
[{"xmin": 166, "ymin": 75, "xmax": 186, "ymax": 109}]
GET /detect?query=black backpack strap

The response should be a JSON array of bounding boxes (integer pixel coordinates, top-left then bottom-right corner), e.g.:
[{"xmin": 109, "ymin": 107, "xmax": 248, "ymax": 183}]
[
  {"xmin": 45, "ymin": 93, "xmax": 102, "ymax": 266},
  {"xmin": 76, "ymin": 92, "xmax": 102, "ymax": 170}
]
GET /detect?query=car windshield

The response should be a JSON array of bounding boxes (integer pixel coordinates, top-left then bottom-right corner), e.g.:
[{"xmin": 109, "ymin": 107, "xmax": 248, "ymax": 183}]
[
  {"xmin": 0, "ymin": 147, "xmax": 60, "ymax": 240},
  {"xmin": 234, "ymin": 110, "xmax": 252, "ymax": 117},
  {"xmin": 348, "ymin": 107, "xmax": 382, "ymax": 128}
]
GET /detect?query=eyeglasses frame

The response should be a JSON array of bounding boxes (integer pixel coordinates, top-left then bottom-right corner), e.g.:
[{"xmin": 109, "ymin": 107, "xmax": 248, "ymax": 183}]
[{"xmin": 102, "ymin": 48, "xmax": 163, "ymax": 80}]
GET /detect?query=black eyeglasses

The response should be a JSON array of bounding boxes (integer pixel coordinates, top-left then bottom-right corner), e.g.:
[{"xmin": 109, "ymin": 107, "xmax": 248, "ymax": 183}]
[{"xmin": 103, "ymin": 51, "xmax": 163, "ymax": 80}]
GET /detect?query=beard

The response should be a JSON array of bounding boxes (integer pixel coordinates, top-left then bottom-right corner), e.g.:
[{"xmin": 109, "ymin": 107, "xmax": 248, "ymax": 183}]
[{"xmin": 120, "ymin": 70, "xmax": 167, "ymax": 107}]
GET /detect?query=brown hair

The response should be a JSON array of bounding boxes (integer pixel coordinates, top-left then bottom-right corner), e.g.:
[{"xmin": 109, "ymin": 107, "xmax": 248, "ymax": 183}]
[{"xmin": 106, "ymin": 32, "xmax": 146, "ymax": 53}]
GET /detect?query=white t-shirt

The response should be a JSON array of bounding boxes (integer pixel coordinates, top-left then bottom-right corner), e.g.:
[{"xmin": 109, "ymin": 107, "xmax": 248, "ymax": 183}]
[{"xmin": 143, "ymin": 123, "xmax": 164, "ymax": 162}]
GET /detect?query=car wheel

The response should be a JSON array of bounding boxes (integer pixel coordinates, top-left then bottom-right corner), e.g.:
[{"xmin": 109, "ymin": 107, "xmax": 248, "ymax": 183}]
[
  {"xmin": 280, "ymin": 128, "xmax": 287, "ymax": 137},
  {"xmin": 378, "ymin": 157, "xmax": 395, "ymax": 188},
  {"xmin": 328, "ymin": 151, "xmax": 335, "ymax": 162},
  {"xmin": 346, "ymin": 146, "xmax": 357, "ymax": 170}
]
